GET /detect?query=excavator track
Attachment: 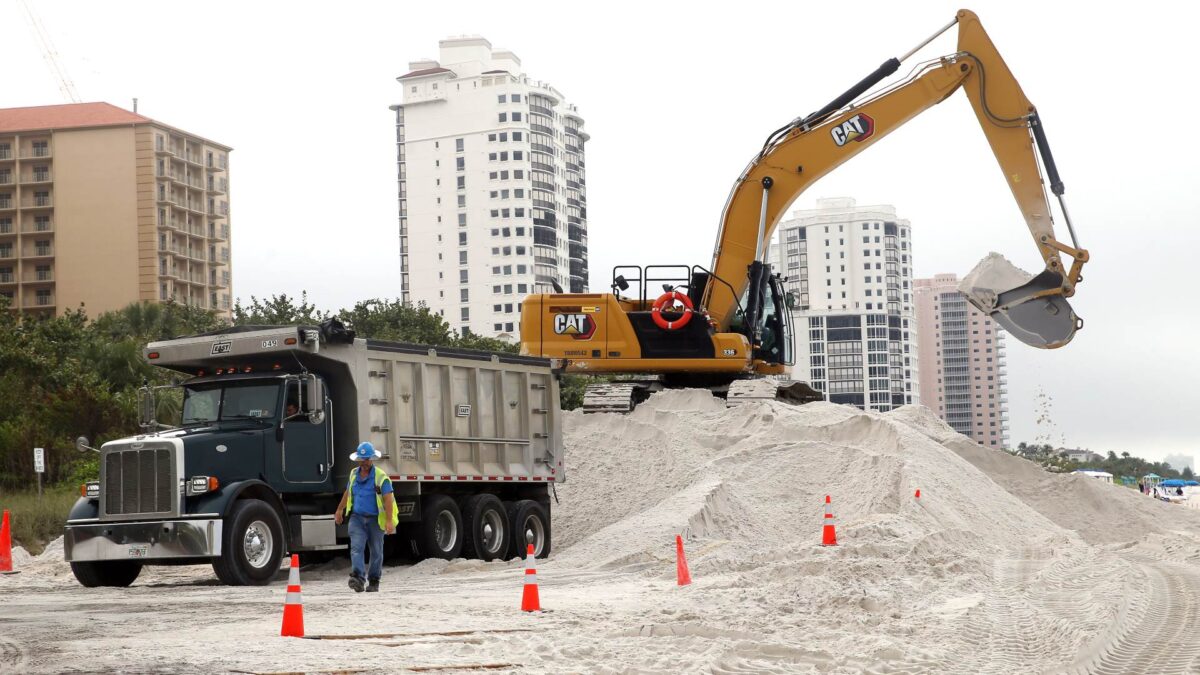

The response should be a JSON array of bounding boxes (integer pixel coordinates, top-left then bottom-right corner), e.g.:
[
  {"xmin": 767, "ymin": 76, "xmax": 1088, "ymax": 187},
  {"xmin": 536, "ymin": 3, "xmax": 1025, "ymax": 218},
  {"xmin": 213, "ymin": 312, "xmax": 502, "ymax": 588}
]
[
  {"xmin": 726, "ymin": 379, "xmax": 824, "ymax": 407},
  {"xmin": 582, "ymin": 382, "xmax": 658, "ymax": 414}
]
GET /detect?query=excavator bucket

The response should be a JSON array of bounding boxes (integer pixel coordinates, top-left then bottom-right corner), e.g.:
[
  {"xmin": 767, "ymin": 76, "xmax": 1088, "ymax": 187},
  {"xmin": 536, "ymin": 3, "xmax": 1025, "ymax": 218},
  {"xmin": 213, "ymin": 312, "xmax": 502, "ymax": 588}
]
[{"xmin": 959, "ymin": 253, "xmax": 1081, "ymax": 349}]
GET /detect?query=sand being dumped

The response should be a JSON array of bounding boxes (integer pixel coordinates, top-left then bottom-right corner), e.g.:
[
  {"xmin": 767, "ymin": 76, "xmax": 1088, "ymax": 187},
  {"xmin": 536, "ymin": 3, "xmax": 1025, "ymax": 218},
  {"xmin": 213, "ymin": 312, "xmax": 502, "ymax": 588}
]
[{"xmin": 553, "ymin": 391, "xmax": 1198, "ymax": 673}]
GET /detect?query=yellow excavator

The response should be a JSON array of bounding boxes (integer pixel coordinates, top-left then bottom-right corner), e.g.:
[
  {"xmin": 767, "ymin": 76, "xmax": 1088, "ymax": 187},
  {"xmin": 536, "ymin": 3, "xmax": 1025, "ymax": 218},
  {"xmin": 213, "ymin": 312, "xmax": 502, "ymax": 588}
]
[{"xmin": 520, "ymin": 9, "xmax": 1089, "ymax": 412}]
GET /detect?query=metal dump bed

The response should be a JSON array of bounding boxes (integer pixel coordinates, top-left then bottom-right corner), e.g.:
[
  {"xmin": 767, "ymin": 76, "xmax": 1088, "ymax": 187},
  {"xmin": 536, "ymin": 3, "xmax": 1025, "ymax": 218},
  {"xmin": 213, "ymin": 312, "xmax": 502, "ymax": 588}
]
[{"xmin": 362, "ymin": 341, "xmax": 564, "ymax": 484}]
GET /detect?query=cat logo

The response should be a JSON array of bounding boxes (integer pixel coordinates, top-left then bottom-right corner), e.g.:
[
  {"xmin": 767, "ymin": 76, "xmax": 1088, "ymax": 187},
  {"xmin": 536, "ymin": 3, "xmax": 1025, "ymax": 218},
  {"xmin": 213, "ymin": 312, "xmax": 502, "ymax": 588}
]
[
  {"xmin": 553, "ymin": 313, "xmax": 597, "ymax": 340},
  {"xmin": 830, "ymin": 113, "xmax": 875, "ymax": 147}
]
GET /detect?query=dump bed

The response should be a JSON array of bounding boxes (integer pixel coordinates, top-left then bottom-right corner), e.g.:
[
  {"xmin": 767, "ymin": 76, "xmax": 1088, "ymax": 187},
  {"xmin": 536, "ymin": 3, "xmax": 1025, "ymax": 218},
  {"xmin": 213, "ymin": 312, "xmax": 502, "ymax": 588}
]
[{"xmin": 360, "ymin": 341, "xmax": 564, "ymax": 485}]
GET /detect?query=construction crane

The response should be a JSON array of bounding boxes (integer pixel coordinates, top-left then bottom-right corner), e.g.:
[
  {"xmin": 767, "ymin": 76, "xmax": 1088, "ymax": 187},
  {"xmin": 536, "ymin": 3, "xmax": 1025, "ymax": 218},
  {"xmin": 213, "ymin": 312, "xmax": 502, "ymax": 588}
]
[{"xmin": 18, "ymin": 0, "xmax": 81, "ymax": 103}]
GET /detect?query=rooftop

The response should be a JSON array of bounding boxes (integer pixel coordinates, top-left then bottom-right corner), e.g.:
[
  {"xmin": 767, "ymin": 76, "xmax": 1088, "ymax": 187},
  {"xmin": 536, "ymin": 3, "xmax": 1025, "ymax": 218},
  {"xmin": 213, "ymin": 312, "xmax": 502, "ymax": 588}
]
[
  {"xmin": 0, "ymin": 102, "xmax": 150, "ymax": 134},
  {"xmin": 0, "ymin": 102, "xmax": 232, "ymax": 150}
]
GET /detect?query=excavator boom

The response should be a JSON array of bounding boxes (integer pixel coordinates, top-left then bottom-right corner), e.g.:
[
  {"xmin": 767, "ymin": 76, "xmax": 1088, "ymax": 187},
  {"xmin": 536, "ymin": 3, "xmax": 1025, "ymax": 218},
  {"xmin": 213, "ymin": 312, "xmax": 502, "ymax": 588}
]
[{"xmin": 705, "ymin": 9, "xmax": 1088, "ymax": 348}]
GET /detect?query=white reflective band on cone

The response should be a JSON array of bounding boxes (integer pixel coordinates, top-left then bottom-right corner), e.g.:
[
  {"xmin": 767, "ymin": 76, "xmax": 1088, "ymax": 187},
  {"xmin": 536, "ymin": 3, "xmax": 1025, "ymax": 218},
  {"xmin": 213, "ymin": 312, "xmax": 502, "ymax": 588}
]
[
  {"xmin": 525, "ymin": 574, "xmax": 537, "ymax": 584},
  {"xmin": 285, "ymin": 591, "xmax": 302, "ymax": 605},
  {"xmin": 288, "ymin": 567, "xmax": 300, "ymax": 585},
  {"xmin": 822, "ymin": 518, "xmax": 837, "ymax": 525}
]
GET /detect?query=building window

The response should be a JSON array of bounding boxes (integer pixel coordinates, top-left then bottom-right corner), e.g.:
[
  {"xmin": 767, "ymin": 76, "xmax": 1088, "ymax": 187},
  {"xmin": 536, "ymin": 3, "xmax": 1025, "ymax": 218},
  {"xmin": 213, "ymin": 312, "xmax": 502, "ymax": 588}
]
[
  {"xmin": 459, "ymin": 232, "xmax": 467, "ymax": 245},
  {"xmin": 511, "ymin": 94, "xmax": 521, "ymax": 102},
  {"xmin": 499, "ymin": 113, "xmax": 508, "ymax": 123},
  {"xmin": 457, "ymin": 176, "xmax": 466, "ymax": 189},
  {"xmin": 456, "ymin": 157, "xmax": 465, "ymax": 171},
  {"xmin": 458, "ymin": 213, "xmax": 467, "ymax": 226},
  {"xmin": 455, "ymin": 138, "xmax": 464, "ymax": 152},
  {"xmin": 512, "ymin": 112, "xmax": 522, "ymax": 121},
  {"xmin": 460, "ymin": 269, "xmax": 469, "ymax": 283},
  {"xmin": 461, "ymin": 307, "xmax": 469, "ymax": 321},
  {"xmin": 498, "ymin": 95, "xmax": 506, "ymax": 103},
  {"xmin": 461, "ymin": 288, "xmax": 469, "ymax": 302}
]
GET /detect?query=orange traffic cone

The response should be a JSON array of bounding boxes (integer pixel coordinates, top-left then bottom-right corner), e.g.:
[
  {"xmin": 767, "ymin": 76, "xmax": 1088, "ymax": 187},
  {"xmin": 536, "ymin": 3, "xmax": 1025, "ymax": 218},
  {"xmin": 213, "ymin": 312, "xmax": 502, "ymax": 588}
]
[
  {"xmin": 280, "ymin": 554, "xmax": 305, "ymax": 637},
  {"xmin": 821, "ymin": 495, "xmax": 838, "ymax": 547},
  {"xmin": 676, "ymin": 534, "xmax": 692, "ymax": 586},
  {"xmin": 521, "ymin": 544, "xmax": 541, "ymax": 612},
  {"xmin": 0, "ymin": 510, "xmax": 12, "ymax": 573}
]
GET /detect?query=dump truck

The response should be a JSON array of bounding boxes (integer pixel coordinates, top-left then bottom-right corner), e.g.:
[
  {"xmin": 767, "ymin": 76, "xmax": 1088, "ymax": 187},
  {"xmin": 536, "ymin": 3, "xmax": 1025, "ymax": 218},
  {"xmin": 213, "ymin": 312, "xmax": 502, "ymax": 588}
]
[{"xmin": 64, "ymin": 322, "xmax": 563, "ymax": 587}]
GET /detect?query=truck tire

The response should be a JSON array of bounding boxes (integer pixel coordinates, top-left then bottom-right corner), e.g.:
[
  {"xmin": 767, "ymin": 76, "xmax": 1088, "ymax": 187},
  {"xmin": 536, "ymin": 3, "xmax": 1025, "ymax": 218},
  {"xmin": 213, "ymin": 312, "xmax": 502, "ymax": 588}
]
[
  {"xmin": 418, "ymin": 494, "xmax": 464, "ymax": 560},
  {"xmin": 212, "ymin": 499, "xmax": 285, "ymax": 586},
  {"xmin": 460, "ymin": 494, "xmax": 509, "ymax": 561},
  {"xmin": 507, "ymin": 500, "xmax": 551, "ymax": 559},
  {"xmin": 69, "ymin": 560, "xmax": 143, "ymax": 588}
]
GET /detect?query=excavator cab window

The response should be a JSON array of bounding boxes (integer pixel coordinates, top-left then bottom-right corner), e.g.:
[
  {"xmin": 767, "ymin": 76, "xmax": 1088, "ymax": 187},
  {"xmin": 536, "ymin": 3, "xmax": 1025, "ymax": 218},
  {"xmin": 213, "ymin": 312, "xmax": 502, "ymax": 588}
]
[{"xmin": 753, "ymin": 274, "xmax": 793, "ymax": 366}]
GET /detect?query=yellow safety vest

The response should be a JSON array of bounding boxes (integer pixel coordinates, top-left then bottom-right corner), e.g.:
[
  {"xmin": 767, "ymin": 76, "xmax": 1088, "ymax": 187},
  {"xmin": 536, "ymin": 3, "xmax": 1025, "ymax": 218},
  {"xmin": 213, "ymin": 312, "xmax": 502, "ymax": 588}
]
[{"xmin": 344, "ymin": 466, "xmax": 399, "ymax": 530}]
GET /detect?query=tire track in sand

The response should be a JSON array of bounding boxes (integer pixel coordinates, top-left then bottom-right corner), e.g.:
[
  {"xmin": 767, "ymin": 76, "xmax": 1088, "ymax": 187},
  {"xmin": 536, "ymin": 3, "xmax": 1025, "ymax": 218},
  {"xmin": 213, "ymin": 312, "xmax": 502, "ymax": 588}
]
[{"xmin": 1069, "ymin": 557, "xmax": 1200, "ymax": 675}]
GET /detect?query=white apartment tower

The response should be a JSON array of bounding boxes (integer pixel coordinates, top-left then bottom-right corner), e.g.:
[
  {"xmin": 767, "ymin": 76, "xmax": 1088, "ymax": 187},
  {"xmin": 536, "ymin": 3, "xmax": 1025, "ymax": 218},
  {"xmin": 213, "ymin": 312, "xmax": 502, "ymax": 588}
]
[
  {"xmin": 775, "ymin": 198, "xmax": 919, "ymax": 412},
  {"xmin": 392, "ymin": 37, "xmax": 589, "ymax": 339},
  {"xmin": 914, "ymin": 273, "xmax": 1010, "ymax": 448}
]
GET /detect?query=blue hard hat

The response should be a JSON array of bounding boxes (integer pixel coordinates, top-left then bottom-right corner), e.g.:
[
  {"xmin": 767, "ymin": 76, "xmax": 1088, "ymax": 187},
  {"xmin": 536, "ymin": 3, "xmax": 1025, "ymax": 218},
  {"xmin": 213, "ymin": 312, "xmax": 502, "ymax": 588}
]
[{"xmin": 350, "ymin": 441, "xmax": 381, "ymax": 461}]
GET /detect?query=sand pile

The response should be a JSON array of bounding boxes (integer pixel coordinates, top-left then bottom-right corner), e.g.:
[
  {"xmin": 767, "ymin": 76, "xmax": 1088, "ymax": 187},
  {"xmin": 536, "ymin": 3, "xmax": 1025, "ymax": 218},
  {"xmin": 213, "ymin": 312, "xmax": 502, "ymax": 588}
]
[{"xmin": 551, "ymin": 391, "xmax": 1150, "ymax": 671}]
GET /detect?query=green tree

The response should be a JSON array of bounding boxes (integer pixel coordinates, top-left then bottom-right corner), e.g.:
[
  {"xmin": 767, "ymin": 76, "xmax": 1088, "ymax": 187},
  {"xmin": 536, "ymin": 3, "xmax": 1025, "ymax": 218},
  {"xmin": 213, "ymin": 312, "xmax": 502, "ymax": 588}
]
[
  {"xmin": 233, "ymin": 292, "xmax": 328, "ymax": 325},
  {"xmin": 337, "ymin": 299, "xmax": 453, "ymax": 344},
  {"xmin": 1183, "ymin": 466, "xmax": 1195, "ymax": 480}
]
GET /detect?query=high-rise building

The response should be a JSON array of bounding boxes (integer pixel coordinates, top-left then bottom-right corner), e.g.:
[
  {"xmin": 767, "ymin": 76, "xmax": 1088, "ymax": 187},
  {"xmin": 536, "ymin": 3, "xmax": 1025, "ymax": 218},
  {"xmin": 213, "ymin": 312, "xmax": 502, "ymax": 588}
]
[
  {"xmin": 0, "ymin": 102, "xmax": 233, "ymax": 318},
  {"xmin": 775, "ymin": 197, "xmax": 918, "ymax": 412},
  {"xmin": 392, "ymin": 36, "xmax": 588, "ymax": 339},
  {"xmin": 914, "ymin": 273, "xmax": 1009, "ymax": 448}
]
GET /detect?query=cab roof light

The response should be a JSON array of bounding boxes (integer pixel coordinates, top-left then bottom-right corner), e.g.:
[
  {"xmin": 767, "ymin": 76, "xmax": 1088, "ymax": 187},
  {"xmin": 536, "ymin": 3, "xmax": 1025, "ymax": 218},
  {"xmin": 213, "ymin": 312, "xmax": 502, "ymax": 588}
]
[
  {"xmin": 147, "ymin": 352, "xmax": 160, "ymax": 359},
  {"xmin": 284, "ymin": 337, "xmax": 297, "ymax": 345}
]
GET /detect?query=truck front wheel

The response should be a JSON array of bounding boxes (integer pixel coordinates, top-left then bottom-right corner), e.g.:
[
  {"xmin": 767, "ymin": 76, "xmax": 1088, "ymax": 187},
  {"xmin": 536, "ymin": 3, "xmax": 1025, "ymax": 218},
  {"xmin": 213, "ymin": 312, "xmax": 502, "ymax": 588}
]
[
  {"xmin": 212, "ymin": 499, "xmax": 285, "ymax": 586},
  {"xmin": 70, "ymin": 560, "xmax": 143, "ymax": 587}
]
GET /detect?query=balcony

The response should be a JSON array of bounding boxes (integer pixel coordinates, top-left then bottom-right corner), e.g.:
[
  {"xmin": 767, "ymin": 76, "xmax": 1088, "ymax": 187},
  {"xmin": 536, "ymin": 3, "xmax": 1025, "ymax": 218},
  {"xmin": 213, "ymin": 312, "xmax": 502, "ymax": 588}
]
[
  {"xmin": 26, "ymin": 245, "xmax": 54, "ymax": 259},
  {"xmin": 529, "ymin": 123, "xmax": 554, "ymax": 136},
  {"xmin": 0, "ymin": 249, "xmax": 13, "ymax": 259},
  {"xmin": 21, "ymin": 146, "xmax": 51, "ymax": 159},
  {"xmin": 23, "ymin": 220, "xmax": 53, "ymax": 233},
  {"xmin": 0, "ymin": 148, "xmax": 12, "ymax": 160},
  {"xmin": 0, "ymin": 198, "xmax": 14, "ymax": 211},
  {"xmin": 21, "ymin": 171, "xmax": 52, "ymax": 184},
  {"xmin": 25, "ymin": 269, "xmax": 53, "ymax": 283},
  {"xmin": 22, "ymin": 196, "xmax": 53, "ymax": 209},
  {"xmin": 0, "ymin": 174, "xmax": 13, "ymax": 186},
  {"xmin": 30, "ymin": 293, "xmax": 55, "ymax": 307},
  {"xmin": 528, "ymin": 103, "xmax": 553, "ymax": 117}
]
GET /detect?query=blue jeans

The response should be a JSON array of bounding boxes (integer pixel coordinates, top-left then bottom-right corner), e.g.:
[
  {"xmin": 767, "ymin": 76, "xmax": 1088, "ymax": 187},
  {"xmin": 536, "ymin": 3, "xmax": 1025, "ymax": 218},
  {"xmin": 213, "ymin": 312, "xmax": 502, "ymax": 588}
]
[{"xmin": 348, "ymin": 513, "xmax": 385, "ymax": 581}]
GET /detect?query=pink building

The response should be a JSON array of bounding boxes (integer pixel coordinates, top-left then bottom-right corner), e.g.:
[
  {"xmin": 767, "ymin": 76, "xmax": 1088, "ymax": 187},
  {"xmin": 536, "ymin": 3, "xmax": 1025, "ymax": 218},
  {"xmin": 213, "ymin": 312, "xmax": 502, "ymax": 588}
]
[{"xmin": 914, "ymin": 274, "xmax": 1008, "ymax": 448}]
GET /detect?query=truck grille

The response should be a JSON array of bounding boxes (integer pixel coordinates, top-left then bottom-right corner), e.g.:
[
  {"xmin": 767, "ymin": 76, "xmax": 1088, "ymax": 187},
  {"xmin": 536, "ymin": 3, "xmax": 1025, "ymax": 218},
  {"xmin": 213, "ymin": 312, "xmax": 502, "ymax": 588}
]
[{"xmin": 104, "ymin": 448, "xmax": 175, "ymax": 516}]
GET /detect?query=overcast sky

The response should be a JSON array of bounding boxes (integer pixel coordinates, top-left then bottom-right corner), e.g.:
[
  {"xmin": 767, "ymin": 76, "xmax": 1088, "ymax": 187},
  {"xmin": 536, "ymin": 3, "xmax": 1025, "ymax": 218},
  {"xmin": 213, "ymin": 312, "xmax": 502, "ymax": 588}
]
[{"xmin": 1, "ymin": 0, "xmax": 1196, "ymax": 465}]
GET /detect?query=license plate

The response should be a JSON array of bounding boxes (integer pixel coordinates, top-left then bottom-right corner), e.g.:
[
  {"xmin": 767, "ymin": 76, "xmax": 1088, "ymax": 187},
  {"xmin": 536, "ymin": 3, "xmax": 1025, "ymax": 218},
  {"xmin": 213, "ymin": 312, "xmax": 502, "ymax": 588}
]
[{"xmin": 127, "ymin": 544, "xmax": 149, "ymax": 558}]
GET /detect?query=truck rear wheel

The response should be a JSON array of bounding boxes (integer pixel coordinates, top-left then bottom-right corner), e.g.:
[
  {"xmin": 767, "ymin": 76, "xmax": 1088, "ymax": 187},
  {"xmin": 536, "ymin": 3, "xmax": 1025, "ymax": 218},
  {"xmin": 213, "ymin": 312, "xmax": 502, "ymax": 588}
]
[
  {"xmin": 212, "ymin": 499, "xmax": 285, "ymax": 586},
  {"xmin": 418, "ymin": 494, "xmax": 464, "ymax": 560},
  {"xmin": 70, "ymin": 560, "xmax": 143, "ymax": 587},
  {"xmin": 507, "ymin": 500, "xmax": 551, "ymax": 559},
  {"xmin": 460, "ymin": 494, "xmax": 509, "ymax": 561}
]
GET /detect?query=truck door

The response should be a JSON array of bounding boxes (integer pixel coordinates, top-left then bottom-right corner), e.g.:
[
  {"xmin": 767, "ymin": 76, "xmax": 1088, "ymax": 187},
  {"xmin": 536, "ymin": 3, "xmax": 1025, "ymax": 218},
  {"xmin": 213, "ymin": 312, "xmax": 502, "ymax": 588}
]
[{"xmin": 282, "ymin": 379, "xmax": 332, "ymax": 485}]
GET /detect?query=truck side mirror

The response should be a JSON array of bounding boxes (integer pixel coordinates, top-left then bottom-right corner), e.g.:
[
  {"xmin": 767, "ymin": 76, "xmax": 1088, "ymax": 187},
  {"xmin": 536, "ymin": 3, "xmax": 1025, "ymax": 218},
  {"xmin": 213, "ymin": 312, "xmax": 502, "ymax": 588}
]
[
  {"xmin": 304, "ymin": 375, "xmax": 326, "ymax": 424},
  {"xmin": 137, "ymin": 386, "xmax": 156, "ymax": 429}
]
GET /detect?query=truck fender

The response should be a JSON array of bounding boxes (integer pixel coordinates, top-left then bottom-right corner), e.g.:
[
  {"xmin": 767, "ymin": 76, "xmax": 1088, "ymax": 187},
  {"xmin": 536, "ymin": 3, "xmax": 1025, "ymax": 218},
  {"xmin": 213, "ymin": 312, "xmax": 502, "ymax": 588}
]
[
  {"xmin": 67, "ymin": 496, "xmax": 99, "ymax": 522},
  {"xmin": 192, "ymin": 480, "xmax": 291, "ymax": 541}
]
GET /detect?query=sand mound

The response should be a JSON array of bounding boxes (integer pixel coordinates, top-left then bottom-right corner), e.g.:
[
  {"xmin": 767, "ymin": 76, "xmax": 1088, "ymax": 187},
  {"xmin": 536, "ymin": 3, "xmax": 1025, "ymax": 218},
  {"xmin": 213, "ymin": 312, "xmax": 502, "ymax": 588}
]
[{"xmin": 551, "ymin": 392, "xmax": 1180, "ymax": 671}]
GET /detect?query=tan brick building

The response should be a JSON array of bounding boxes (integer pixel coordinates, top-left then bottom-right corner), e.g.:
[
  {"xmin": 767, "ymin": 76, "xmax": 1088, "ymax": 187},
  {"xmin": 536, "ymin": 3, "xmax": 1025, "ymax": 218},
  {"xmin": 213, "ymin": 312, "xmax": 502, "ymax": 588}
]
[{"xmin": 0, "ymin": 102, "xmax": 232, "ymax": 319}]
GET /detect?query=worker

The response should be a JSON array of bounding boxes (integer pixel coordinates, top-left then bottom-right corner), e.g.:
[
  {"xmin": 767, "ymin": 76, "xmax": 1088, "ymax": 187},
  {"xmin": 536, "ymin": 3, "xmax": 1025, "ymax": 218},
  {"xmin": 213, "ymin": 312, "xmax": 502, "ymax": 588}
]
[{"xmin": 334, "ymin": 442, "xmax": 398, "ymax": 592}]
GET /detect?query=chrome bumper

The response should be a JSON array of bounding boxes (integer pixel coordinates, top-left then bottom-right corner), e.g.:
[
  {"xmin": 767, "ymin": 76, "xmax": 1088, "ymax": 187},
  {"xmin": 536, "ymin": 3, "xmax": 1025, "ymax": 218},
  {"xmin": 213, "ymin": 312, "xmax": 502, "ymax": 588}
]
[{"xmin": 64, "ymin": 518, "xmax": 223, "ymax": 562}]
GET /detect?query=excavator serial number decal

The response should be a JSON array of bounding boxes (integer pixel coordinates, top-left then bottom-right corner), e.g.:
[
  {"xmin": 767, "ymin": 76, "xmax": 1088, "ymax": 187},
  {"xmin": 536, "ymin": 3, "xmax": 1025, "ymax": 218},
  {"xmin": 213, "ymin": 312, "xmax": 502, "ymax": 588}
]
[
  {"xmin": 553, "ymin": 313, "xmax": 597, "ymax": 340},
  {"xmin": 831, "ymin": 113, "xmax": 875, "ymax": 146}
]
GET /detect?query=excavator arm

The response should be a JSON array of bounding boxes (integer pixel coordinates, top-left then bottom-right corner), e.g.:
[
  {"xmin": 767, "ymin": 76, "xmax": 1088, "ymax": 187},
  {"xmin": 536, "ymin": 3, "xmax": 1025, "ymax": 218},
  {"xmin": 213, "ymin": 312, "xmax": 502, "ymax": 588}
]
[{"xmin": 704, "ymin": 9, "xmax": 1089, "ymax": 349}]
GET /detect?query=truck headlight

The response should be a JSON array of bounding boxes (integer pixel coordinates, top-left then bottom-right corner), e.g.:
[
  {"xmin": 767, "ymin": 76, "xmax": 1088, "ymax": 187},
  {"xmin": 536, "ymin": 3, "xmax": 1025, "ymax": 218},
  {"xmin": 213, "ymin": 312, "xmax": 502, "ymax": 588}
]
[
  {"xmin": 187, "ymin": 476, "xmax": 219, "ymax": 495},
  {"xmin": 80, "ymin": 481, "xmax": 99, "ymax": 499}
]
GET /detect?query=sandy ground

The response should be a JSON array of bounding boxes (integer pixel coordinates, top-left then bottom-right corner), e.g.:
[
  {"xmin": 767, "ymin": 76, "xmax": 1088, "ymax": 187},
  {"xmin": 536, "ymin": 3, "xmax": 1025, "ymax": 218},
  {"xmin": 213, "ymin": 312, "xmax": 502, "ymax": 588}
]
[{"xmin": 3, "ymin": 393, "xmax": 1200, "ymax": 674}]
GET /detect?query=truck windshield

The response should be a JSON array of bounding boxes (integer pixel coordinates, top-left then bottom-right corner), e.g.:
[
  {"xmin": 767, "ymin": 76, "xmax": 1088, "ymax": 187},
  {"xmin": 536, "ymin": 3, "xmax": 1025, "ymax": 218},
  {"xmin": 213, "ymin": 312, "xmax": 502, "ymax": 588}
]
[{"xmin": 182, "ymin": 383, "xmax": 280, "ymax": 424}]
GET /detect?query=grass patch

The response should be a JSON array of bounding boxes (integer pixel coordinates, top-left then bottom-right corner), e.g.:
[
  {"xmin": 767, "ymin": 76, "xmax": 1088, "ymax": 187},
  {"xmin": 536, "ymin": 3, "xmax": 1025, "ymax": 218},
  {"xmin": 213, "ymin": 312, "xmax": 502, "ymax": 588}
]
[{"xmin": 1, "ymin": 487, "xmax": 78, "ymax": 555}]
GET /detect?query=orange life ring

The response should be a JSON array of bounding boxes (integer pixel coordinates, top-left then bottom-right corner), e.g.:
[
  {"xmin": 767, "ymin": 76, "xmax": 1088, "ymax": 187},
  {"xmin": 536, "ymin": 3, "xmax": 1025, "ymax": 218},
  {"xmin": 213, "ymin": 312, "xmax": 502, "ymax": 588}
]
[{"xmin": 651, "ymin": 290, "xmax": 694, "ymax": 330}]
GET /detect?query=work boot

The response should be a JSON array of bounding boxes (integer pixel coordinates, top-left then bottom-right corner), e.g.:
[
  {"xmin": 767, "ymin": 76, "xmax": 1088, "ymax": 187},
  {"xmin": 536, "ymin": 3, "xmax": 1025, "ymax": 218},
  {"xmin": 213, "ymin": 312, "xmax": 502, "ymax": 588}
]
[
  {"xmin": 366, "ymin": 579, "xmax": 380, "ymax": 593},
  {"xmin": 348, "ymin": 574, "xmax": 365, "ymax": 593}
]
